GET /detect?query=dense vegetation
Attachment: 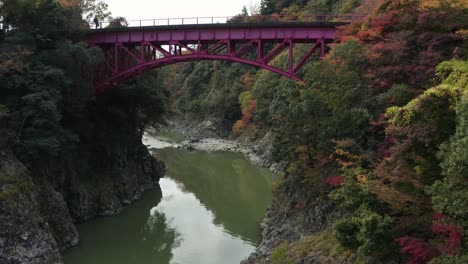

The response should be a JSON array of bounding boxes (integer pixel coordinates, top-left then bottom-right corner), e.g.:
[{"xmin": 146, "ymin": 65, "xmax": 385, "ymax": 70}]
[
  {"xmin": 0, "ymin": 0, "xmax": 167, "ymax": 188},
  {"xmin": 1, "ymin": 0, "xmax": 466, "ymax": 263},
  {"xmin": 158, "ymin": 0, "xmax": 467, "ymax": 263}
]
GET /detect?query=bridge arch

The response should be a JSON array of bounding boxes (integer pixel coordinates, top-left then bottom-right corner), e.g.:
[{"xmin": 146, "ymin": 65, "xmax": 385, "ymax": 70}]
[
  {"xmin": 99, "ymin": 51, "xmax": 308, "ymax": 93},
  {"xmin": 84, "ymin": 22, "xmax": 344, "ymax": 93}
]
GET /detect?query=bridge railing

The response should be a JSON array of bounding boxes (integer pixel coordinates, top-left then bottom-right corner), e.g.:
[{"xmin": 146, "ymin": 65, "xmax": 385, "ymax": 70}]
[{"xmin": 96, "ymin": 14, "xmax": 366, "ymax": 28}]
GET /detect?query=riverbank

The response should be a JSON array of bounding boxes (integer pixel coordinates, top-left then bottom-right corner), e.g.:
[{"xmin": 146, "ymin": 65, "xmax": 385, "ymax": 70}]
[{"xmin": 155, "ymin": 117, "xmax": 286, "ymax": 174}]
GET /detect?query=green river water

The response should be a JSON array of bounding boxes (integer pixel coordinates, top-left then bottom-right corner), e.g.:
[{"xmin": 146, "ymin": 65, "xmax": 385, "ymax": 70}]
[{"xmin": 64, "ymin": 135, "xmax": 273, "ymax": 264}]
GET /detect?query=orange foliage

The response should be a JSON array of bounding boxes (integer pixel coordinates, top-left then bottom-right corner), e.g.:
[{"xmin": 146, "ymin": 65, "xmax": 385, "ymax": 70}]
[
  {"xmin": 232, "ymin": 99, "xmax": 257, "ymax": 135},
  {"xmin": 232, "ymin": 120, "xmax": 247, "ymax": 135},
  {"xmin": 241, "ymin": 99, "xmax": 257, "ymax": 125},
  {"xmin": 59, "ymin": 0, "xmax": 79, "ymax": 8},
  {"xmin": 357, "ymin": 29, "xmax": 382, "ymax": 42}
]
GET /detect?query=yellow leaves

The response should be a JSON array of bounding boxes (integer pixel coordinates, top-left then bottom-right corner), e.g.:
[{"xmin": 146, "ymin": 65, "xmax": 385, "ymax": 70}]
[
  {"xmin": 334, "ymin": 147, "xmax": 361, "ymax": 168},
  {"xmin": 420, "ymin": 0, "xmax": 468, "ymax": 9},
  {"xmin": 357, "ymin": 174, "xmax": 368, "ymax": 184},
  {"xmin": 455, "ymin": 29, "xmax": 468, "ymax": 38}
]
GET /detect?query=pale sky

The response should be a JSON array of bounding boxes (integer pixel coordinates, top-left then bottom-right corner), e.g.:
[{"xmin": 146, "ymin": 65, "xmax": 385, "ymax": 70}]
[{"xmin": 105, "ymin": 0, "xmax": 261, "ymax": 21}]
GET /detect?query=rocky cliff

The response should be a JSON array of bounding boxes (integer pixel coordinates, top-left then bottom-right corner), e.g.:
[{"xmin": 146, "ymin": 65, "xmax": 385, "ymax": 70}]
[
  {"xmin": 0, "ymin": 139, "xmax": 164, "ymax": 263},
  {"xmin": 241, "ymin": 170, "xmax": 343, "ymax": 264}
]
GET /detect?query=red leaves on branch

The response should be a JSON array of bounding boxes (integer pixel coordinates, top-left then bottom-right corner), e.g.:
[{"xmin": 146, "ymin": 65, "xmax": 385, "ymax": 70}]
[
  {"xmin": 432, "ymin": 213, "xmax": 446, "ymax": 221},
  {"xmin": 396, "ymin": 237, "xmax": 439, "ymax": 264},
  {"xmin": 431, "ymin": 215, "xmax": 463, "ymax": 256},
  {"xmin": 397, "ymin": 214, "xmax": 463, "ymax": 263},
  {"xmin": 326, "ymin": 176, "xmax": 345, "ymax": 187}
]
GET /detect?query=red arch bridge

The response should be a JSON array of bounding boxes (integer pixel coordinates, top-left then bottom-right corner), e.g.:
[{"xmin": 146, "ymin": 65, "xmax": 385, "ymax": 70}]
[{"xmin": 84, "ymin": 16, "xmax": 357, "ymax": 93}]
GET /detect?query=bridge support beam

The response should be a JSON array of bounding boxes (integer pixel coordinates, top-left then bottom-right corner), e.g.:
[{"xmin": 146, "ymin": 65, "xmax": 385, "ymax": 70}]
[{"xmin": 84, "ymin": 23, "xmax": 338, "ymax": 93}]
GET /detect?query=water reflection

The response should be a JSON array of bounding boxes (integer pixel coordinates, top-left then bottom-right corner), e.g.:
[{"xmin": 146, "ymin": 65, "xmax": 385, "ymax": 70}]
[
  {"xmin": 64, "ymin": 142, "xmax": 273, "ymax": 264},
  {"xmin": 154, "ymin": 178, "xmax": 255, "ymax": 264},
  {"xmin": 156, "ymin": 148, "xmax": 273, "ymax": 244},
  {"xmin": 64, "ymin": 185, "xmax": 180, "ymax": 264}
]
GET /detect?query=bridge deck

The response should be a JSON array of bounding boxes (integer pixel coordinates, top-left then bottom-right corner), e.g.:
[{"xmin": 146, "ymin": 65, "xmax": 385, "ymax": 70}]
[{"xmin": 86, "ymin": 22, "xmax": 345, "ymax": 45}]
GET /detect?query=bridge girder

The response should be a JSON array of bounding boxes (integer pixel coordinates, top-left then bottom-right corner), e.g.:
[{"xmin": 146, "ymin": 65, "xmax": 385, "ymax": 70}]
[{"xmin": 84, "ymin": 23, "xmax": 339, "ymax": 93}]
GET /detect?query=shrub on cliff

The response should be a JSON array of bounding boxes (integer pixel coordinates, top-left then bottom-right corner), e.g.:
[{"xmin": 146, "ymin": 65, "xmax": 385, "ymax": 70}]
[{"xmin": 334, "ymin": 205, "xmax": 394, "ymax": 255}]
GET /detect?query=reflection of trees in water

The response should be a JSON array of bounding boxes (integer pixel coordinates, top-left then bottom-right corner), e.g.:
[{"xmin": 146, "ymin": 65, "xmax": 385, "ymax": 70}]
[
  {"xmin": 64, "ymin": 186, "xmax": 182, "ymax": 264},
  {"xmin": 157, "ymin": 148, "xmax": 272, "ymax": 244},
  {"xmin": 143, "ymin": 210, "xmax": 182, "ymax": 254}
]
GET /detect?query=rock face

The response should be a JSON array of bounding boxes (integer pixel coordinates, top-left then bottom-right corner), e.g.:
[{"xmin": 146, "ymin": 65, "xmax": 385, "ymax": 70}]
[
  {"xmin": 242, "ymin": 172, "xmax": 342, "ymax": 264},
  {"xmin": 0, "ymin": 140, "xmax": 165, "ymax": 263},
  {"xmin": 0, "ymin": 152, "xmax": 62, "ymax": 264}
]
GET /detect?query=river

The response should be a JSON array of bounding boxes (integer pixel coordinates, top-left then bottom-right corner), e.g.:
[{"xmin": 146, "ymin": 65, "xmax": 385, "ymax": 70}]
[{"xmin": 63, "ymin": 133, "xmax": 273, "ymax": 264}]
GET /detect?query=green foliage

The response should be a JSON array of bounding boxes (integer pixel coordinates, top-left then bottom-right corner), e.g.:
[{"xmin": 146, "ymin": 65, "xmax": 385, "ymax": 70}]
[
  {"xmin": 427, "ymin": 179, "xmax": 468, "ymax": 225},
  {"xmin": 334, "ymin": 206, "xmax": 394, "ymax": 255},
  {"xmin": 376, "ymin": 84, "xmax": 414, "ymax": 107},
  {"xmin": 172, "ymin": 61, "xmax": 245, "ymax": 120},
  {"xmin": 260, "ymin": 0, "xmax": 277, "ymax": 15},
  {"xmin": 103, "ymin": 70, "xmax": 169, "ymax": 135},
  {"xmin": 305, "ymin": 0, "xmax": 362, "ymax": 14},
  {"xmin": 329, "ymin": 40, "xmax": 368, "ymax": 71},
  {"xmin": 271, "ymin": 243, "xmax": 295, "ymax": 264},
  {"xmin": 80, "ymin": 0, "xmax": 112, "ymax": 24},
  {"xmin": 251, "ymin": 56, "xmax": 372, "ymax": 160},
  {"xmin": 387, "ymin": 60, "xmax": 468, "ymax": 127},
  {"xmin": 304, "ymin": 60, "xmax": 368, "ymax": 110},
  {"xmin": 429, "ymin": 253, "xmax": 468, "ymax": 264},
  {"xmin": 1, "ymin": 0, "xmax": 86, "ymax": 34},
  {"xmin": 271, "ymin": 133, "xmax": 293, "ymax": 162},
  {"xmin": 330, "ymin": 167, "xmax": 394, "ymax": 255},
  {"xmin": 0, "ymin": 0, "xmax": 166, "ymax": 173},
  {"xmin": 436, "ymin": 60, "xmax": 468, "ymax": 90},
  {"xmin": 382, "ymin": 60, "xmax": 467, "ymax": 184},
  {"xmin": 438, "ymin": 98, "xmax": 468, "ymax": 179},
  {"xmin": 337, "ymin": 0, "xmax": 360, "ymax": 14},
  {"xmin": 107, "ymin": 16, "xmax": 128, "ymax": 28},
  {"xmin": 0, "ymin": 57, "xmax": 79, "ymax": 159},
  {"xmin": 251, "ymin": 70, "xmax": 282, "ymax": 123},
  {"xmin": 386, "ymin": 62, "xmax": 468, "ymax": 128},
  {"xmin": 238, "ymin": 91, "xmax": 253, "ymax": 110},
  {"xmin": 426, "ymin": 96, "xmax": 468, "ymax": 225},
  {"xmin": 329, "ymin": 168, "xmax": 381, "ymax": 212},
  {"xmin": 386, "ymin": 84, "xmax": 461, "ymax": 127}
]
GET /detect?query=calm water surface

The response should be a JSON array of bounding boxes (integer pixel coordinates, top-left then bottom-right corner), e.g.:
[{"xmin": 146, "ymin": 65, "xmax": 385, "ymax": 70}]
[{"xmin": 64, "ymin": 135, "xmax": 273, "ymax": 264}]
